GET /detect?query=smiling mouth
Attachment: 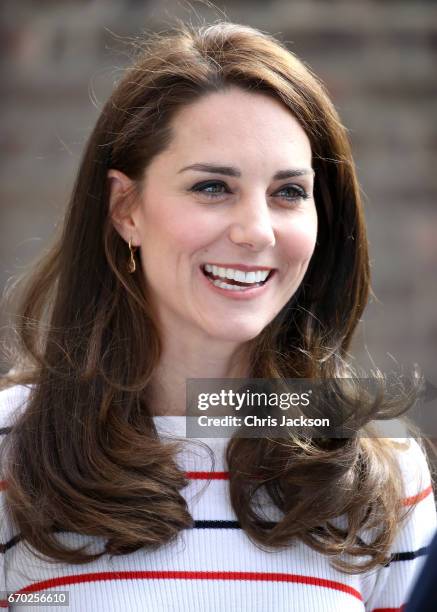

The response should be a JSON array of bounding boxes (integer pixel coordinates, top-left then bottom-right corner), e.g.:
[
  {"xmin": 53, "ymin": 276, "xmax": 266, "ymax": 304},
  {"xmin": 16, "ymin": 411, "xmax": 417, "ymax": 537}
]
[{"xmin": 201, "ymin": 265, "xmax": 275, "ymax": 289}]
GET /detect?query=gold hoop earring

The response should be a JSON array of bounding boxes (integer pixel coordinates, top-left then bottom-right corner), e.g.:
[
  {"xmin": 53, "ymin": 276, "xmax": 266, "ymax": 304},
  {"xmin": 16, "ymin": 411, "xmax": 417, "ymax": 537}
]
[{"xmin": 128, "ymin": 237, "xmax": 138, "ymax": 274}]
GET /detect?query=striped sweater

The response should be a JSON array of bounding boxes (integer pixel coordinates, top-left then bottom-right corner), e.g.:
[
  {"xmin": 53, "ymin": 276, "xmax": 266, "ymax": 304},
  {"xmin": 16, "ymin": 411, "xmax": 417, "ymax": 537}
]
[{"xmin": 0, "ymin": 385, "xmax": 436, "ymax": 611}]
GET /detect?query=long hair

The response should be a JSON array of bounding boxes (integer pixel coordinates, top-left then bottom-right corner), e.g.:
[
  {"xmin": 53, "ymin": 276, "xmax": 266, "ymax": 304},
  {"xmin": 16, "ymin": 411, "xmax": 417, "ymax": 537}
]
[{"xmin": 0, "ymin": 22, "xmax": 421, "ymax": 572}]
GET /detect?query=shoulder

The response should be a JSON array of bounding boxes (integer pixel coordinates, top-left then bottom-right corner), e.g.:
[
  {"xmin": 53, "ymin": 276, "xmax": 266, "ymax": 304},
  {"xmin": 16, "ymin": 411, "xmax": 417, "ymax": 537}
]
[
  {"xmin": 387, "ymin": 437, "xmax": 434, "ymax": 502},
  {"xmin": 0, "ymin": 384, "xmax": 32, "ymax": 431},
  {"xmin": 0, "ymin": 386, "xmax": 32, "ymax": 556},
  {"xmin": 362, "ymin": 439, "xmax": 436, "ymax": 608}
]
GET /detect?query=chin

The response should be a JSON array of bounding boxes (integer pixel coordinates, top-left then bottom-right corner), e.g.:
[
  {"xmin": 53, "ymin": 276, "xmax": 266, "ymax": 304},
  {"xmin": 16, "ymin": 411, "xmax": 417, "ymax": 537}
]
[{"xmin": 207, "ymin": 323, "xmax": 266, "ymax": 344}]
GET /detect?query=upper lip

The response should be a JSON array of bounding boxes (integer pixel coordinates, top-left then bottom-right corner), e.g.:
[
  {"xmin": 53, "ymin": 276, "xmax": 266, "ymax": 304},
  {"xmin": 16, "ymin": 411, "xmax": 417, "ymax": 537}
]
[{"xmin": 202, "ymin": 263, "xmax": 274, "ymax": 272}]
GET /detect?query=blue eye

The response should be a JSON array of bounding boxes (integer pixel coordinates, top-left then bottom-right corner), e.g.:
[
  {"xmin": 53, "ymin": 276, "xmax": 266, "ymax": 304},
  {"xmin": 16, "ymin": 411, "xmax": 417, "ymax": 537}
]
[
  {"xmin": 190, "ymin": 181, "xmax": 229, "ymax": 198},
  {"xmin": 189, "ymin": 181, "xmax": 310, "ymax": 203},
  {"xmin": 275, "ymin": 185, "xmax": 310, "ymax": 202}
]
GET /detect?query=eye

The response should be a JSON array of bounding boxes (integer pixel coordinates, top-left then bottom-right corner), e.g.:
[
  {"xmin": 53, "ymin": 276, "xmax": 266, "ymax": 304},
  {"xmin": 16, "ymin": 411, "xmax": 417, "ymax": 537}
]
[
  {"xmin": 190, "ymin": 181, "xmax": 230, "ymax": 199},
  {"xmin": 274, "ymin": 184, "xmax": 310, "ymax": 203}
]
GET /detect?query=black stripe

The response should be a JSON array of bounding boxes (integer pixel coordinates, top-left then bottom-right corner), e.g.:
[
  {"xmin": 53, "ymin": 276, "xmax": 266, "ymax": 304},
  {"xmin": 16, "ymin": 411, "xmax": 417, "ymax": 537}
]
[
  {"xmin": 194, "ymin": 520, "xmax": 241, "ymax": 529},
  {"xmin": 0, "ymin": 533, "xmax": 21, "ymax": 554},
  {"xmin": 0, "ymin": 525, "xmax": 430, "ymax": 565},
  {"xmin": 0, "ymin": 522, "xmax": 251, "ymax": 552},
  {"xmin": 384, "ymin": 546, "xmax": 430, "ymax": 566},
  {"xmin": 0, "ymin": 427, "xmax": 12, "ymax": 436},
  {"xmin": 193, "ymin": 520, "xmax": 276, "ymax": 529}
]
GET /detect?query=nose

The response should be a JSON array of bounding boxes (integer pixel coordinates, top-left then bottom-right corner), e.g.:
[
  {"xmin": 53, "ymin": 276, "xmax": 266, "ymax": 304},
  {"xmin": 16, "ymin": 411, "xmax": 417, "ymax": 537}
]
[{"xmin": 228, "ymin": 196, "xmax": 276, "ymax": 250}]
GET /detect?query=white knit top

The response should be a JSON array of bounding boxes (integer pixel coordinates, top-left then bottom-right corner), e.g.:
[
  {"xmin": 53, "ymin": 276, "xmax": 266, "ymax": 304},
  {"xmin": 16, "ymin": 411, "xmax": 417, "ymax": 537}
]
[{"xmin": 0, "ymin": 384, "xmax": 435, "ymax": 611}]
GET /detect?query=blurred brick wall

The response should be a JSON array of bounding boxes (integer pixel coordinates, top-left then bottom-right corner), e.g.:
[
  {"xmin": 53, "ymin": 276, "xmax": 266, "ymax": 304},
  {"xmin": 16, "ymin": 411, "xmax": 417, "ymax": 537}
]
[{"xmin": 1, "ymin": 0, "xmax": 436, "ymax": 389}]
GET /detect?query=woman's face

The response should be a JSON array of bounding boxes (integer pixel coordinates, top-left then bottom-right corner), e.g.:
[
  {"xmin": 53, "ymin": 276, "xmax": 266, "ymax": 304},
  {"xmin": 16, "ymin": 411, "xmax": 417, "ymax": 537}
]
[{"xmin": 128, "ymin": 87, "xmax": 317, "ymax": 345}]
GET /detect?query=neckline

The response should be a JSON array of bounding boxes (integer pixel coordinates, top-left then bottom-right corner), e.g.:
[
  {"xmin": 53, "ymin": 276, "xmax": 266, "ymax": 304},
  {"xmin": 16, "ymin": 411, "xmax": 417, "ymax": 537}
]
[{"xmin": 153, "ymin": 415, "xmax": 230, "ymax": 449}]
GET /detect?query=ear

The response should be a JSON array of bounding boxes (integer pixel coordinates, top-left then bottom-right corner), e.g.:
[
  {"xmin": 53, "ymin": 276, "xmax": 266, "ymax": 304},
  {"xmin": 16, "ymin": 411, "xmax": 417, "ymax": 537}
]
[{"xmin": 107, "ymin": 169, "xmax": 140, "ymax": 245}]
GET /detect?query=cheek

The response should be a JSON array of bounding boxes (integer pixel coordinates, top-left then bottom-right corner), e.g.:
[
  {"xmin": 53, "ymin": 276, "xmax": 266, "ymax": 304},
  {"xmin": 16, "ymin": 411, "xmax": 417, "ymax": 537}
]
[
  {"xmin": 281, "ymin": 216, "xmax": 318, "ymax": 263},
  {"xmin": 143, "ymin": 202, "xmax": 215, "ymax": 252},
  {"xmin": 170, "ymin": 219, "xmax": 215, "ymax": 251}
]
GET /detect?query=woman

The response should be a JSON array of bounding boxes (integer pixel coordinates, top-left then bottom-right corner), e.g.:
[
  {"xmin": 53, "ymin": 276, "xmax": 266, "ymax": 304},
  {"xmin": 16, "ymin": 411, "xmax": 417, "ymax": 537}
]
[{"xmin": 0, "ymin": 22, "xmax": 435, "ymax": 611}]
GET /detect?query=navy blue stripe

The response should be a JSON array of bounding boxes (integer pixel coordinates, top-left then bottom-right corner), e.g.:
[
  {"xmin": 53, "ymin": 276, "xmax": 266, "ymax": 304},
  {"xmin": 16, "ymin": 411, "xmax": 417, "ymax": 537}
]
[
  {"xmin": 0, "ymin": 524, "xmax": 430, "ymax": 565},
  {"xmin": 0, "ymin": 533, "xmax": 21, "ymax": 554},
  {"xmin": 194, "ymin": 520, "xmax": 241, "ymax": 529},
  {"xmin": 384, "ymin": 546, "xmax": 429, "ymax": 566},
  {"xmin": 193, "ymin": 520, "xmax": 276, "ymax": 529}
]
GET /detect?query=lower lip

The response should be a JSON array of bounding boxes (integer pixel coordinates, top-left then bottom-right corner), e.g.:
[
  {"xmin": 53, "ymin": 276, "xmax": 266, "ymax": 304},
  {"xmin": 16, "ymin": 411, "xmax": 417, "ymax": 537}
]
[{"xmin": 199, "ymin": 267, "xmax": 276, "ymax": 300}]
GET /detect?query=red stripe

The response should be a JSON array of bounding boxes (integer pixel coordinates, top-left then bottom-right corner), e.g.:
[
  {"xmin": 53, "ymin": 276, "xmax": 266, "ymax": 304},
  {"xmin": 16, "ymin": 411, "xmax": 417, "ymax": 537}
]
[
  {"xmin": 0, "ymin": 476, "xmax": 433, "ymax": 507},
  {"xmin": 372, "ymin": 606, "xmax": 405, "ymax": 612},
  {"xmin": 0, "ymin": 570, "xmax": 363, "ymax": 603},
  {"xmin": 0, "ymin": 475, "xmax": 433, "ymax": 504},
  {"xmin": 402, "ymin": 484, "xmax": 433, "ymax": 506},
  {"xmin": 185, "ymin": 473, "xmax": 433, "ymax": 505},
  {"xmin": 185, "ymin": 471, "xmax": 229, "ymax": 480}
]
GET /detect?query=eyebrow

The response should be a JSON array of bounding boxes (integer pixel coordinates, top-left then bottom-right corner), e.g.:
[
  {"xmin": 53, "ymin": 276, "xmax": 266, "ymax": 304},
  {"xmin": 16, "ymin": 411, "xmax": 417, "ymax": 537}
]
[{"xmin": 178, "ymin": 163, "xmax": 315, "ymax": 180}]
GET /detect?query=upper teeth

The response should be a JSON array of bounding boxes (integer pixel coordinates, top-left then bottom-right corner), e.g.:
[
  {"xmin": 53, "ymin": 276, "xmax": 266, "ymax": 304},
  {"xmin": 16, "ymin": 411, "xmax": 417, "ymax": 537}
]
[{"xmin": 203, "ymin": 264, "xmax": 270, "ymax": 283}]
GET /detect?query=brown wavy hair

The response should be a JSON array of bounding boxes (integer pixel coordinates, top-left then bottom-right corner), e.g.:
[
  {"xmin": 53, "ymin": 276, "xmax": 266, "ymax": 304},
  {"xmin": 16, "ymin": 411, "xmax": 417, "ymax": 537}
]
[{"xmin": 0, "ymin": 21, "xmax": 422, "ymax": 572}]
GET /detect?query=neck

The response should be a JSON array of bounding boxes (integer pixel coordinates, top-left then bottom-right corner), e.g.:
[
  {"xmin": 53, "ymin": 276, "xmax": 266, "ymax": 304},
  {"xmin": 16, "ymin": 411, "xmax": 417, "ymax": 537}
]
[{"xmin": 146, "ymin": 332, "xmax": 251, "ymax": 417}]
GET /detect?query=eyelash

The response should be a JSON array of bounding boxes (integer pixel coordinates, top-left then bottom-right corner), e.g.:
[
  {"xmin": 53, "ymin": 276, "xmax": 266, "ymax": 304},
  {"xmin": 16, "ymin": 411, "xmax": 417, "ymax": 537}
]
[{"xmin": 189, "ymin": 180, "xmax": 310, "ymax": 203}]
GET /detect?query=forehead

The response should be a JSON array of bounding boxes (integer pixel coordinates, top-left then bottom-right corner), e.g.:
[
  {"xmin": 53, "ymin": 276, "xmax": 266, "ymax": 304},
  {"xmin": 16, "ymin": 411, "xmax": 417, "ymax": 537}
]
[{"xmin": 165, "ymin": 87, "xmax": 312, "ymax": 165}]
